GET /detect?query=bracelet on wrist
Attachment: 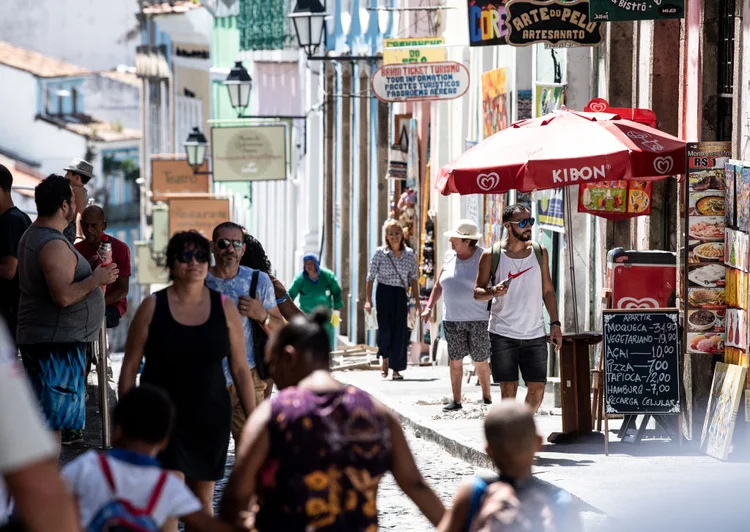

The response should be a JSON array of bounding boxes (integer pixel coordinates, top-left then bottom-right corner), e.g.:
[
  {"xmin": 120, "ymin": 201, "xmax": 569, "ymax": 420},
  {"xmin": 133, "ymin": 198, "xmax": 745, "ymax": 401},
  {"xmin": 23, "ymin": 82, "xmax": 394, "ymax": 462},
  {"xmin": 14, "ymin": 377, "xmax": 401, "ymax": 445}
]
[{"xmin": 550, "ymin": 320, "xmax": 561, "ymax": 328}]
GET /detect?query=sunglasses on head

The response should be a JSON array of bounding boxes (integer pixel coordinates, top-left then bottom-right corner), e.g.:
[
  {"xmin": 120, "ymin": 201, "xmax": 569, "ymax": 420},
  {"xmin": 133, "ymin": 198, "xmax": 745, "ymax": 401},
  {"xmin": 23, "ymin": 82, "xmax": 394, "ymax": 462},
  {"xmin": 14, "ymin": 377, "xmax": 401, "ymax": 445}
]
[
  {"xmin": 508, "ymin": 217, "xmax": 535, "ymax": 229},
  {"xmin": 176, "ymin": 249, "xmax": 210, "ymax": 264},
  {"xmin": 216, "ymin": 238, "xmax": 243, "ymax": 251}
]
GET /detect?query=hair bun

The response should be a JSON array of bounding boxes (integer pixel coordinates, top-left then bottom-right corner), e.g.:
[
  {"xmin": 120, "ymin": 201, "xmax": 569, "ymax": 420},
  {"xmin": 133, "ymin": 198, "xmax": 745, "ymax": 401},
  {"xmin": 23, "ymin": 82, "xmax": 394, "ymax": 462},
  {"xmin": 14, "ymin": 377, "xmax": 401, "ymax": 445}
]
[{"xmin": 310, "ymin": 307, "xmax": 331, "ymax": 327}]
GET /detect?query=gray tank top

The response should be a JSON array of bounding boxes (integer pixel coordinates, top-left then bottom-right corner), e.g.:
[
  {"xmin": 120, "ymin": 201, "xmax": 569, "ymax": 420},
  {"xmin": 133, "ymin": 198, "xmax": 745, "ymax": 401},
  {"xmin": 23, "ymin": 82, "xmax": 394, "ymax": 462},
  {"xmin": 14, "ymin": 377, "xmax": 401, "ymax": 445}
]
[{"xmin": 16, "ymin": 226, "xmax": 105, "ymax": 344}]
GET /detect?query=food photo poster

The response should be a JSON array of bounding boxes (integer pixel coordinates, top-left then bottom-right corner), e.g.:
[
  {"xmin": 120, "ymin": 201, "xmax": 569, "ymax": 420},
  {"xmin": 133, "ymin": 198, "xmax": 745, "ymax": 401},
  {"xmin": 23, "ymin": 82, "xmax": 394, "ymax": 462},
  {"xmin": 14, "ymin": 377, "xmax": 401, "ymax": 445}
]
[{"xmin": 686, "ymin": 144, "xmax": 730, "ymax": 356}]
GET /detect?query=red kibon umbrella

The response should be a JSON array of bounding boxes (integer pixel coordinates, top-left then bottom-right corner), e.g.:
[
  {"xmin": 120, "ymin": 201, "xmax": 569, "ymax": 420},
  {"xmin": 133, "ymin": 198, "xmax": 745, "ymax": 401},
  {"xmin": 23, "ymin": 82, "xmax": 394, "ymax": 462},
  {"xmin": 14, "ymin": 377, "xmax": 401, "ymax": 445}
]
[{"xmin": 436, "ymin": 109, "xmax": 686, "ymax": 196}]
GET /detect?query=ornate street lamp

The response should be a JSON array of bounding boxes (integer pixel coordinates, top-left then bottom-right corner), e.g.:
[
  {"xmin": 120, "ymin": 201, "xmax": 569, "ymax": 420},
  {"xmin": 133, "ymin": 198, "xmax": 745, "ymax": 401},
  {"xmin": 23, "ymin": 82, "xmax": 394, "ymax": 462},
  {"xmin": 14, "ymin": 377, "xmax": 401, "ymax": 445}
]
[
  {"xmin": 224, "ymin": 61, "xmax": 252, "ymax": 117},
  {"xmin": 288, "ymin": 0, "xmax": 327, "ymax": 58},
  {"xmin": 184, "ymin": 127, "xmax": 208, "ymax": 170}
]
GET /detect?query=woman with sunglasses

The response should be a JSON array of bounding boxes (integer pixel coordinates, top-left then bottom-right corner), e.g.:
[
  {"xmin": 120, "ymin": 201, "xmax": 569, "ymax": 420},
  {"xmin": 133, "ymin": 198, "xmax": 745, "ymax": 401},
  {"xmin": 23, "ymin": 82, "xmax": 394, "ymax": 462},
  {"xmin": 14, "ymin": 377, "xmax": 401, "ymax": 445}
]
[
  {"xmin": 474, "ymin": 204, "xmax": 562, "ymax": 414},
  {"xmin": 220, "ymin": 308, "xmax": 445, "ymax": 531},
  {"xmin": 119, "ymin": 231, "xmax": 256, "ymax": 530}
]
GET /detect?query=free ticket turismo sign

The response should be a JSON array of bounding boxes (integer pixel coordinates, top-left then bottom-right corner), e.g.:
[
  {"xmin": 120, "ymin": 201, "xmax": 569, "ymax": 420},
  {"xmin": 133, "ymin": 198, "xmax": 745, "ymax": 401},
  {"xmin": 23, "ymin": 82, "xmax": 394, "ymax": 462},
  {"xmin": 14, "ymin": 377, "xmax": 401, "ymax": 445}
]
[
  {"xmin": 371, "ymin": 61, "xmax": 471, "ymax": 103},
  {"xmin": 505, "ymin": 0, "xmax": 603, "ymax": 47}
]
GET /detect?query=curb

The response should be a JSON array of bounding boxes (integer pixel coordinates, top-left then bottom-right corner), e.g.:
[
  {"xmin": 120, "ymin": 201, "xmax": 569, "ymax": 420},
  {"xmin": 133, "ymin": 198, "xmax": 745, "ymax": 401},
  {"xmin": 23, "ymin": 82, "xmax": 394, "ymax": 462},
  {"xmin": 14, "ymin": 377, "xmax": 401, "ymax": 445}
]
[{"xmin": 389, "ymin": 405, "xmax": 605, "ymax": 517}]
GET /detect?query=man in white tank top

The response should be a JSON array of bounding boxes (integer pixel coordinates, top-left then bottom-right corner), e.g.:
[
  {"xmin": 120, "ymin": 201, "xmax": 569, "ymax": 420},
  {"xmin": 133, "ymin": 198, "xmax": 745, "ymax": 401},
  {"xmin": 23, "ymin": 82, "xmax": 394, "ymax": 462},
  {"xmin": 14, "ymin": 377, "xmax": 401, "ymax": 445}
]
[{"xmin": 474, "ymin": 204, "xmax": 562, "ymax": 412}]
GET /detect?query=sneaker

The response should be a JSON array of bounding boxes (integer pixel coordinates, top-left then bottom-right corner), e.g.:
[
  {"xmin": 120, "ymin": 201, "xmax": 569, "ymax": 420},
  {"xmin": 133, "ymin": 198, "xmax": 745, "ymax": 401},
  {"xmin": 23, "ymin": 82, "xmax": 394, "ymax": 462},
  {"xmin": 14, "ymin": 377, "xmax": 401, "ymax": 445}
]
[
  {"xmin": 442, "ymin": 400, "xmax": 463, "ymax": 412},
  {"xmin": 483, "ymin": 397, "xmax": 493, "ymax": 405},
  {"xmin": 61, "ymin": 429, "xmax": 83, "ymax": 445}
]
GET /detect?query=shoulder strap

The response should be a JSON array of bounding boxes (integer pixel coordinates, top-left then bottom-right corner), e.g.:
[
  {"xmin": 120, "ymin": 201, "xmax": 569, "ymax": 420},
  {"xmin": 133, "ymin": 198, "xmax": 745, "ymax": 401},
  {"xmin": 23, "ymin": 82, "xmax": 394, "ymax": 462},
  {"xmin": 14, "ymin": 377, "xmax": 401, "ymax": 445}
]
[
  {"xmin": 490, "ymin": 242, "xmax": 503, "ymax": 284},
  {"xmin": 530, "ymin": 241, "xmax": 545, "ymax": 287},
  {"xmin": 97, "ymin": 453, "xmax": 117, "ymax": 494},
  {"xmin": 250, "ymin": 269, "xmax": 260, "ymax": 298},
  {"xmin": 145, "ymin": 471, "xmax": 169, "ymax": 514},
  {"xmin": 466, "ymin": 475, "xmax": 492, "ymax": 530}
]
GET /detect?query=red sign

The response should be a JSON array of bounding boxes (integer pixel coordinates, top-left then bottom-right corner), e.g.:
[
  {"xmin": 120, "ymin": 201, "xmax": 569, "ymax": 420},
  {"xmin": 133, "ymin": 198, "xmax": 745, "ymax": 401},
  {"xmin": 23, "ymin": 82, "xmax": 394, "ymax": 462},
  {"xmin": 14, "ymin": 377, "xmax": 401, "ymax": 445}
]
[
  {"xmin": 584, "ymin": 98, "xmax": 657, "ymax": 128},
  {"xmin": 578, "ymin": 180, "xmax": 653, "ymax": 220}
]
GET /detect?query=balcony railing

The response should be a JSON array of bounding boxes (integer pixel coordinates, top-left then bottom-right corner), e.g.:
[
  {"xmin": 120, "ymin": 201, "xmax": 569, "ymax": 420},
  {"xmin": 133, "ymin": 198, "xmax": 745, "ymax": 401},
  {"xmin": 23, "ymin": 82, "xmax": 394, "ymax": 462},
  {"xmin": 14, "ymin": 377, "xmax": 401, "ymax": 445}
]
[{"xmin": 238, "ymin": 0, "xmax": 298, "ymax": 51}]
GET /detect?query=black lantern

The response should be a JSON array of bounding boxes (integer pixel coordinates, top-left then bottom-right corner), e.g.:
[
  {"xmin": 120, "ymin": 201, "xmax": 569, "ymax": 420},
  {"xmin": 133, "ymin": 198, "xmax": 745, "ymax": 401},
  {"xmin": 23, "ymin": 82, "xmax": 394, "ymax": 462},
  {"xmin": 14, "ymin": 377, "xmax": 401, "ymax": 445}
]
[
  {"xmin": 288, "ymin": 0, "xmax": 327, "ymax": 58},
  {"xmin": 184, "ymin": 127, "xmax": 208, "ymax": 168},
  {"xmin": 224, "ymin": 61, "xmax": 252, "ymax": 115}
]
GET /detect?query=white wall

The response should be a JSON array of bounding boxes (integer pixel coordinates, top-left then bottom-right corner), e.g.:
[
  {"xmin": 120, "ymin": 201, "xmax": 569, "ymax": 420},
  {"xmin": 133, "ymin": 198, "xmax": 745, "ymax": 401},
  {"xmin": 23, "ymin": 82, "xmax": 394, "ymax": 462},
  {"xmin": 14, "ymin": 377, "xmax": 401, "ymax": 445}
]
[
  {"xmin": 0, "ymin": 0, "xmax": 139, "ymax": 71},
  {"xmin": 0, "ymin": 66, "xmax": 87, "ymax": 174},
  {"xmin": 84, "ymin": 75, "xmax": 141, "ymax": 130}
]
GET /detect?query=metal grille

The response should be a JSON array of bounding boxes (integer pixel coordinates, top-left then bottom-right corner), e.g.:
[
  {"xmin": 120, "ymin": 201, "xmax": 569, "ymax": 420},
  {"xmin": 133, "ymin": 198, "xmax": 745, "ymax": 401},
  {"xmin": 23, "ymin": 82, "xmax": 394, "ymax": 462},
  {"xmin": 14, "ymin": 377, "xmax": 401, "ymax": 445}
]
[
  {"xmin": 238, "ymin": 0, "xmax": 297, "ymax": 51},
  {"xmin": 717, "ymin": 0, "xmax": 735, "ymax": 141}
]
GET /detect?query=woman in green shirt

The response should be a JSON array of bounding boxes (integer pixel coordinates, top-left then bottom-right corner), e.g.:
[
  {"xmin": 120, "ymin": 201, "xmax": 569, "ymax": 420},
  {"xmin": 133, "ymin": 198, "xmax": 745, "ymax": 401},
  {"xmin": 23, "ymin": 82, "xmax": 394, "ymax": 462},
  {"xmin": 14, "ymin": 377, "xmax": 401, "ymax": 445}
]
[{"xmin": 288, "ymin": 254, "xmax": 344, "ymax": 349}]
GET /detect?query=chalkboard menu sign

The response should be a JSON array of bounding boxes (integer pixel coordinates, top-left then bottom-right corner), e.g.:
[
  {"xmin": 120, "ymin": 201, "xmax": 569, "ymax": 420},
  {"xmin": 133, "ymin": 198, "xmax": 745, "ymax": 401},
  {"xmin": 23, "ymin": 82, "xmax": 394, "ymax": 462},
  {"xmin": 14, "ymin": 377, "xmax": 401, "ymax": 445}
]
[{"xmin": 603, "ymin": 309, "xmax": 681, "ymax": 415}]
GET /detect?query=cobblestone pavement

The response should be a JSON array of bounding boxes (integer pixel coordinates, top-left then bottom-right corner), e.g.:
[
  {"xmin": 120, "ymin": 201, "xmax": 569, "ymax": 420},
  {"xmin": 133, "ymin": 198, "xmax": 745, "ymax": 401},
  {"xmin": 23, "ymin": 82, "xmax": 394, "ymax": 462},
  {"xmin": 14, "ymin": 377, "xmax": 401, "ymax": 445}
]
[{"xmin": 377, "ymin": 428, "xmax": 492, "ymax": 530}]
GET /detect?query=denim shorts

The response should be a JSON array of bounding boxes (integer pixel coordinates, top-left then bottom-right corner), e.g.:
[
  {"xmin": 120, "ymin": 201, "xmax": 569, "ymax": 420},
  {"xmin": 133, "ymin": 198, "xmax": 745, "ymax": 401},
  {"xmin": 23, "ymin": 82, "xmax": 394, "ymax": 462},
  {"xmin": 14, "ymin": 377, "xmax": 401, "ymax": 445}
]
[{"xmin": 489, "ymin": 334, "xmax": 549, "ymax": 383}]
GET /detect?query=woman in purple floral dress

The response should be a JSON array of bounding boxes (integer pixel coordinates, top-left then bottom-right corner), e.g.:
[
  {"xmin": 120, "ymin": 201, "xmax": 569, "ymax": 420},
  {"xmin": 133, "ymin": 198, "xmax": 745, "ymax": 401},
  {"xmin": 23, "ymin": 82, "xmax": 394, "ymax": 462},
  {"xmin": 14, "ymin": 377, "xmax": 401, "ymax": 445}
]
[{"xmin": 219, "ymin": 308, "xmax": 445, "ymax": 531}]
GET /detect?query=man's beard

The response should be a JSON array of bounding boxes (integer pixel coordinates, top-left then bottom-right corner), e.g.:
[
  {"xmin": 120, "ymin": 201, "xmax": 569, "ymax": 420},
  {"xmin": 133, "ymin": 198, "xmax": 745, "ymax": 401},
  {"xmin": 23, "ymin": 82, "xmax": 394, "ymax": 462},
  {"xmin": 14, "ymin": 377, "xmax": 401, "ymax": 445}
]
[
  {"xmin": 218, "ymin": 254, "xmax": 238, "ymax": 268},
  {"xmin": 511, "ymin": 226, "xmax": 531, "ymax": 242}
]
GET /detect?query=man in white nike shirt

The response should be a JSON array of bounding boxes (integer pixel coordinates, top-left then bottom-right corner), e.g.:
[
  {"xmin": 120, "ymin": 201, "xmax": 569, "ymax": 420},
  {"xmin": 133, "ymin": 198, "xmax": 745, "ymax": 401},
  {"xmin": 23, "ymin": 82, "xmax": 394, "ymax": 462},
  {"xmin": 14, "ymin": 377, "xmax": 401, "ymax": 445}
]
[
  {"xmin": 0, "ymin": 319, "xmax": 79, "ymax": 531},
  {"xmin": 475, "ymin": 204, "xmax": 562, "ymax": 412}
]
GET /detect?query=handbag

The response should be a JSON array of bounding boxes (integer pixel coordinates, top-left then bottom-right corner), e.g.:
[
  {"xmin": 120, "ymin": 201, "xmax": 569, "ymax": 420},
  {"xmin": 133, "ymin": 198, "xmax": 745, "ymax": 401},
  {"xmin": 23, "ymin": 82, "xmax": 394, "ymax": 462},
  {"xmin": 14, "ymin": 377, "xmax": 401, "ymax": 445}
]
[
  {"xmin": 386, "ymin": 252, "xmax": 419, "ymax": 330},
  {"xmin": 249, "ymin": 270, "xmax": 271, "ymax": 380}
]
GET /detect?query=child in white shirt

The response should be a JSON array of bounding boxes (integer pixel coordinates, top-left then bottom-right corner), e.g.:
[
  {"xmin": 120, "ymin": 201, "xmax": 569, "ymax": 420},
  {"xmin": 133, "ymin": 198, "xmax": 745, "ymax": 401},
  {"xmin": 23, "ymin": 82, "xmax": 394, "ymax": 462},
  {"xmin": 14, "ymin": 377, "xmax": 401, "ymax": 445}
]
[{"xmin": 62, "ymin": 385, "xmax": 235, "ymax": 531}]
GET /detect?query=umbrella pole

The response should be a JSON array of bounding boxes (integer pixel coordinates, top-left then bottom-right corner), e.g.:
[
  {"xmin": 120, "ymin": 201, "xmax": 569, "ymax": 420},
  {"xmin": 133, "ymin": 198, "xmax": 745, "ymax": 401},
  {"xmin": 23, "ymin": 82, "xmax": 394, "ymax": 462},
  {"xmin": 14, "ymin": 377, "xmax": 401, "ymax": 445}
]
[{"xmin": 564, "ymin": 187, "xmax": 580, "ymax": 333}]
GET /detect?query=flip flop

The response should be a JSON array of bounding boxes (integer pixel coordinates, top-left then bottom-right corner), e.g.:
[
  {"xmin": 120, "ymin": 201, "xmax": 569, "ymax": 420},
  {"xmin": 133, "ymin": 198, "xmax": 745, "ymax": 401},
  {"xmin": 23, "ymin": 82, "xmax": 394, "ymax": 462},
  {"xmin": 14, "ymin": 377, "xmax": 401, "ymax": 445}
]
[{"xmin": 392, "ymin": 374, "xmax": 404, "ymax": 381}]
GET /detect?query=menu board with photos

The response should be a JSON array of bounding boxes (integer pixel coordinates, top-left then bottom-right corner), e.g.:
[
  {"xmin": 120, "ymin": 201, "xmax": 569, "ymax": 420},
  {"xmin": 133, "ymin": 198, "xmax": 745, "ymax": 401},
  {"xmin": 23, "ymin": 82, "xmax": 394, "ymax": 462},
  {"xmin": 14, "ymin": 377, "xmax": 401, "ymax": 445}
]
[{"xmin": 685, "ymin": 142, "xmax": 731, "ymax": 357}]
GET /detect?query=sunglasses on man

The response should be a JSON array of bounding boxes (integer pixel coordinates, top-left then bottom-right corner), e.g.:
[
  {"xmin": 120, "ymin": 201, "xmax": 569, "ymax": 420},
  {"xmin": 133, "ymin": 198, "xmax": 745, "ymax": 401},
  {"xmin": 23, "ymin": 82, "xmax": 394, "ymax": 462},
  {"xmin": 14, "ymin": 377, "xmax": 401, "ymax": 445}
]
[
  {"xmin": 216, "ymin": 238, "xmax": 244, "ymax": 251},
  {"xmin": 176, "ymin": 250, "xmax": 210, "ymax": 264},
  {"xmin": 507, "ymin": 217, "xmax": 535, "ymax": 229}
]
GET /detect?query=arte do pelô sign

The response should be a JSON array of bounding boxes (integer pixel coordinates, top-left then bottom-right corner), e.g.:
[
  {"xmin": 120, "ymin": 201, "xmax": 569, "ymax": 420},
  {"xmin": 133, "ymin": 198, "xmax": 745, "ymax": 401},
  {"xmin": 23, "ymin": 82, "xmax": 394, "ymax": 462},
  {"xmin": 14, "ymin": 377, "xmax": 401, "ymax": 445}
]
[
  {"xmin": 588, "ymin": 0, "xmax": 684, "ymax": 22},
  {"xmin": 506, "ymin": 0, "xmax": 603, "ymax": 47},
  {"xmin": 467, "ymin": 0, "xmax": 603, "ymax": 47}
]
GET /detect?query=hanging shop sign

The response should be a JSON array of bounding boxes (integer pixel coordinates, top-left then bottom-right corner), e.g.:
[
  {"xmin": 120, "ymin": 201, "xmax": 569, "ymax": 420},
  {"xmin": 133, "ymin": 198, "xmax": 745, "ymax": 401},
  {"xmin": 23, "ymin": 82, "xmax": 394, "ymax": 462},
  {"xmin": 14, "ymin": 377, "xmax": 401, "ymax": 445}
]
[
  {"xmin": 211, "ymin": 124, "xmax": 288, "ymax": 182},
  {"xmin": 371, "ymin": 61, "xmax": 471, "ymax": 103},
  {"xmin": 468, "ymin": 0, "xmax": 510, "ymax": 47},
  {"xmin": 684, "ymin": 142, "xmax": 731, "ymax": 360},
  {"xmin": 505, "ymin": 0, "xmax": 603, "ymax": 47},
  {"xmin": 578, "ymin": 180, "xmax": 652, "ymax": 220},
  {"xmin": 584, "ymin": 98, "xmax": 657, "ymax": 128},
  {"xmin": 151, "ymin": 158, "xmax": 210, "ymax": 202},
  {"xmin": 589, "ymin": 0, "xmax": 684, "ymax": 22},
  {"xmin": 383, "ymin": 37, "xmax": 446, "ymax": 65},
  {"xmin": 482, "ymin": 68, "xmax": 509, "ymax": 138},
  {"xmin": 168, "ymin": 197, "xmax": 230, "ymax": 238},
  {"xmin": 536, "ymin": 188, "xmax": 565, "ymax": 232}
]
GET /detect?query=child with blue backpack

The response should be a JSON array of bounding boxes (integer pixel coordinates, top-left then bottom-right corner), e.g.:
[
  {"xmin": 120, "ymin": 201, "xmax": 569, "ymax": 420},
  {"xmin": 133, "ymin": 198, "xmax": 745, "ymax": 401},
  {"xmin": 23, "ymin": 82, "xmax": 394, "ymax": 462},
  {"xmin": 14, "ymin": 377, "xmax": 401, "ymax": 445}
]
[
  {"xmin": 61, "ymin": 385, "xmax": 236, "ymax": 532},
  {"xmin": 437, "ymin": 400, "xmax": 581, "ymax": 532}
]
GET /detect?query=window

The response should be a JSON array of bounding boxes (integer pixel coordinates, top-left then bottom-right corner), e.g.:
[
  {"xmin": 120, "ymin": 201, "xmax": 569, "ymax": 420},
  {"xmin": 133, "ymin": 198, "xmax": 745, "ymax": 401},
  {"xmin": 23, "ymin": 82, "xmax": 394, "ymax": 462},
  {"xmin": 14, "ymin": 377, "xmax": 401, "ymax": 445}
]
[
  {"xmin": 717, "ymin": 0, "xmax": 735, "ymax": 141},
  {"xmin": 238, "ymin": 0, "xmax": 296, "ymax": 50}
]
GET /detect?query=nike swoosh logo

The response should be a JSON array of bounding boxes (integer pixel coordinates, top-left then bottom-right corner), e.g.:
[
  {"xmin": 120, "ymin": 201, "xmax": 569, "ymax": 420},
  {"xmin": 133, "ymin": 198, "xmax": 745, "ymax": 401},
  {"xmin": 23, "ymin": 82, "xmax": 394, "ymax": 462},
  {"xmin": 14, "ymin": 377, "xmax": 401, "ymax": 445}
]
[{"xmin": 508, "ymin": 267, "xmax": 533, "ymax": 280}]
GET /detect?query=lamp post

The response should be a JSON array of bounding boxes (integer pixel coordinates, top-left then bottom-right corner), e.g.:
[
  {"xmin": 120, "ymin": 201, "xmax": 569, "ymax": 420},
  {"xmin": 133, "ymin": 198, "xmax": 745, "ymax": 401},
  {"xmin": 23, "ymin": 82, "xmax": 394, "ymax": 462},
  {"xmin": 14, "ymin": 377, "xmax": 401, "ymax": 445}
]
[
  {"xmin": 288, "ymin": 0, "xmax": 328, "ymax": 59},
  {"xmin": 224, "ymin": 61, "xmax": 253, "ymax": 118},
  {"xmin": 184, "ymin": 127, "xmax": 211, "ymax": 175}
]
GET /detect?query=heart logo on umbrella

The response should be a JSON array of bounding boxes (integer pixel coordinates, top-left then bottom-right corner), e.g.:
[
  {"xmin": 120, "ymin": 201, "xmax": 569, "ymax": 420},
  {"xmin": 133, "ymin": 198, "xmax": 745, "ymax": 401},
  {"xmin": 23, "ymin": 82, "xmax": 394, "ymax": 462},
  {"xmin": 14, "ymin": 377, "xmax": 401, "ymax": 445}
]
[
  {"xmin": 477, "ymin": 172, "xmax": 500, "ymax": 191},
  {"xmin": 590, "ymin": 102, "xmax": 607, "ymax": 112},
  {"xmin": 653, "ymin": 156, "xmax": 674, "ymax": 175}
]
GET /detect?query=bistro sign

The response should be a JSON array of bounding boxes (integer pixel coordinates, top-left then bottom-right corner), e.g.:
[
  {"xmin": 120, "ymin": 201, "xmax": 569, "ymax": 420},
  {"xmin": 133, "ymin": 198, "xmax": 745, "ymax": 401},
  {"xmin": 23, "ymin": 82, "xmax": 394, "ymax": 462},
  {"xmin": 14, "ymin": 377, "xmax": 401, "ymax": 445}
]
[
  {"xmin": 589, "ymin": 0, "xmax": 684, "ymax": 22},
  {"xmin": 505, "ymin": 0, "xmax": 603, "ymax": 47},
  {"xmin": 371, "ymin": 61, "xmax": 471, "ymax": 103}
]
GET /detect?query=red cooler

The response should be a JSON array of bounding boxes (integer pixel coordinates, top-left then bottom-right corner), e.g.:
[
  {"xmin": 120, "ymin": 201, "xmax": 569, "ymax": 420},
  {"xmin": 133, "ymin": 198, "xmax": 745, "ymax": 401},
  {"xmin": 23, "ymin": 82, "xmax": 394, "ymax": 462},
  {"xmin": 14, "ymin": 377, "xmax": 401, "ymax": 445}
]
[{"xmin": 606, "ymin": 248, "xmax": 677, "ymax": 309}]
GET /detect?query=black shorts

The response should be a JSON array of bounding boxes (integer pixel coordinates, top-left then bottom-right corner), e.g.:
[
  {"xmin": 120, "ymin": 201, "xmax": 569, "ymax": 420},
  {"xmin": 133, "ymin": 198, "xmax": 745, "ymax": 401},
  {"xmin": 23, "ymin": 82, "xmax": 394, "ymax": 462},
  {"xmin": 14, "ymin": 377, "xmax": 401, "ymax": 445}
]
[{"xmin": 489, "ymin": 333, "xmax": 548, "ymax": 383}]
